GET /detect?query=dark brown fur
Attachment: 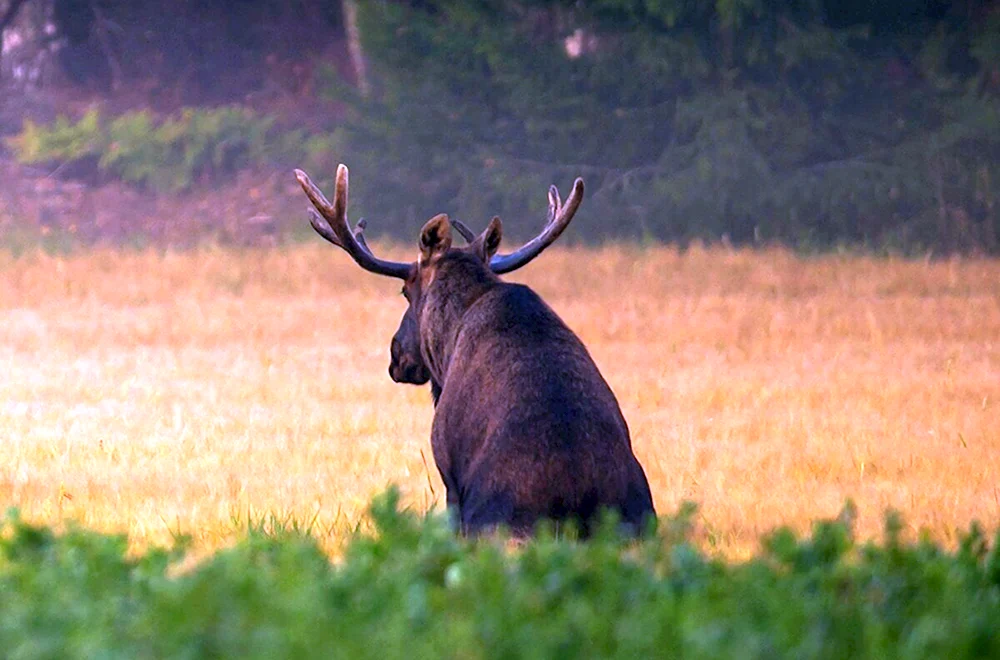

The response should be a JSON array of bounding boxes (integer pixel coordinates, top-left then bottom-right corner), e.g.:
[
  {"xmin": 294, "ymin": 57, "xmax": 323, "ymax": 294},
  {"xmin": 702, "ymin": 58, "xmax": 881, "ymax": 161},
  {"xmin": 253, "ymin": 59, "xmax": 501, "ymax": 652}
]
[
  {"xmin": 296, "ymin": 165, "xmax": 655, "ymax": 538},
  {"xmin": 389, "ymin": 303, "xmax": 439, "ymax": 402},
  {"xmin": 391, "ymin": 218, "xmax": 655, "ymax": 537}
]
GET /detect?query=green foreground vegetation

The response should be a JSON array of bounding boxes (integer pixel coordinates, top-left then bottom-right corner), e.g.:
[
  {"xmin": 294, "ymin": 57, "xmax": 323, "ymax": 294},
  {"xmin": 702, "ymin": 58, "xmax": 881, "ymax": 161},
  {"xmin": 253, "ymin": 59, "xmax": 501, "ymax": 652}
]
[{"xmin": 2, "ymin": 489, "xmax": 999, "ymax": 659}]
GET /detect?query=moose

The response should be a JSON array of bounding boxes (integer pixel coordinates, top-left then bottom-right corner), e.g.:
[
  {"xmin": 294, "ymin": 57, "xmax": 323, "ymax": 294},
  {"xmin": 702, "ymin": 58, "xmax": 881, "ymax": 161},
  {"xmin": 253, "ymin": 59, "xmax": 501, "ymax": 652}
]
[{"xmin": 295, "ymin": 164, "xmax": 655, "ymax": 537}]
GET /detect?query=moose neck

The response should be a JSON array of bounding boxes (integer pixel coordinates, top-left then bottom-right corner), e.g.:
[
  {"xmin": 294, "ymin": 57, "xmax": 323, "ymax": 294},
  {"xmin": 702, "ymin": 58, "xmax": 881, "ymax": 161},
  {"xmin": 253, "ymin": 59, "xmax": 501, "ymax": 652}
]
[{"xmin": 419, "ymin": 252, "xmax": 499, "ymax": 387}]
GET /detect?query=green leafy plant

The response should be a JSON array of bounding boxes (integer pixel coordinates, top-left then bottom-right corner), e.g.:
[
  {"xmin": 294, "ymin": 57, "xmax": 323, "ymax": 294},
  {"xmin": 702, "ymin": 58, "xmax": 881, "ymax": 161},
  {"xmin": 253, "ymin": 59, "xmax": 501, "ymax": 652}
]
[
  {"xmin": 8, "ymin": 107, "xmax": 333, "ymax": 194},
  {"xmin": 2, "ymin": 492, "xmax": 1000, "ymax": 658},
  {"xmin": 12, "ymin": 108, "xmax": 103, "ymax": 164}
]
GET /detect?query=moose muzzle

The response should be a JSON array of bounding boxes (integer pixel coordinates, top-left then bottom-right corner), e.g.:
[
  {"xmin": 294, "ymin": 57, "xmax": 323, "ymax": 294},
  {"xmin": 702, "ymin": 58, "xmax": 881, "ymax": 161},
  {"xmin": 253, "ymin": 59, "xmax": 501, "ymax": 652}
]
[{"xmin": 389, "ymin": 336, "xmax": 431, "ymax": 385}]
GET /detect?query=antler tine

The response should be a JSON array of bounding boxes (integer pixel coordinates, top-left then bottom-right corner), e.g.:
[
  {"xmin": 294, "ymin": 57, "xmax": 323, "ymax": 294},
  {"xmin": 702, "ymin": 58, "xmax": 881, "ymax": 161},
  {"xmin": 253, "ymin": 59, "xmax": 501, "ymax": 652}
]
[
  {"xmin": 547, "ymin": 185, "xmax": 561, "ymax": 223},
  {"xmin": 307, "ymin": 208, "xmax": 345, "ymax": 248},
  {"xmin": 489, "ymin": 177, "xmax": 584, "ymax": 275},
  {"xmin": 295, "ymin": 166, "xmax": 412, "ymax": 279},
  {"xmin": 353, "ymin": 218, "xmax": 370, "ymax": 251},
  {"xmin": 451, "ymin": 219, "xmax": 476, "ymax": 243}
]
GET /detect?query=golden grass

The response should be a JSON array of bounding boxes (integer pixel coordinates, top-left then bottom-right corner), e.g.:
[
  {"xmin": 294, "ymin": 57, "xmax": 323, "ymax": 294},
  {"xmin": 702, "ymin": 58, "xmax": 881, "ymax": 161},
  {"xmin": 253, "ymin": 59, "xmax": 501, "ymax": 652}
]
[{"xmin": 1, "ymin": 244, "xmax": 998, "ymax": 560}]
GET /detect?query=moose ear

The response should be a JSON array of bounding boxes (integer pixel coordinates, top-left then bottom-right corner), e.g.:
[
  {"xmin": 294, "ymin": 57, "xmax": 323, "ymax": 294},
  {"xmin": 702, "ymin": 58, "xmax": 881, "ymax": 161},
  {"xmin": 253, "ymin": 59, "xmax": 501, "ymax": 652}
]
[
  {"xmin": 474, "ymin": 216, "xmax": 503, "ymax": 262},
  {"xmin": 419, "ymin": 214, "xmax": 452, "ymax": 263}
]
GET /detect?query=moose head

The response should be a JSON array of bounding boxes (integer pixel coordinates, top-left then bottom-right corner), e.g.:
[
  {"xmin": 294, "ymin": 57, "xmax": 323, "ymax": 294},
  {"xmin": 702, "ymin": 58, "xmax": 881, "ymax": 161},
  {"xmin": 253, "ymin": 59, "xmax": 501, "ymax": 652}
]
[{"xmin": 295, "ymin": 164, "xmax": 583, "ymax": 399}]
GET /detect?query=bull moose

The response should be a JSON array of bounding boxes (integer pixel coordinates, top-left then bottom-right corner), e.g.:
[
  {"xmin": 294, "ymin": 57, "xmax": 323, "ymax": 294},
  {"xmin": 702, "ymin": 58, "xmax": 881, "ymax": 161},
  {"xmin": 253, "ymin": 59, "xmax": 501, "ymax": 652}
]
[{"xmin": 295, "ymin": 164, "xmax": 655, "ymax": 537}]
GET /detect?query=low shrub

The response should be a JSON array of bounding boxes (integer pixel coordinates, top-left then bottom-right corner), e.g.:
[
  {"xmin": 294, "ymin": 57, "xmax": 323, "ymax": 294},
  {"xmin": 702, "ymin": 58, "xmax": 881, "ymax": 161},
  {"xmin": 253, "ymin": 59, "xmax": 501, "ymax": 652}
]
[
  {"xmin": 2, "ymin": 489, "xmax": 999, "ymax": 658},
  {"xmin": 8, "ymin": 107, "xmax": 338, "ymax": 193}
]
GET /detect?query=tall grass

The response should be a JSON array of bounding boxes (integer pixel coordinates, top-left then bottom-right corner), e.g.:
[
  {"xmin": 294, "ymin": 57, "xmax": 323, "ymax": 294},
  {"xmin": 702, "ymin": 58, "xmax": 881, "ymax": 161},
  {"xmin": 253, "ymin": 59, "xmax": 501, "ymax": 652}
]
[{"xmin": 1, "ymin": 244, "xmax": 998, "ymax": 558}]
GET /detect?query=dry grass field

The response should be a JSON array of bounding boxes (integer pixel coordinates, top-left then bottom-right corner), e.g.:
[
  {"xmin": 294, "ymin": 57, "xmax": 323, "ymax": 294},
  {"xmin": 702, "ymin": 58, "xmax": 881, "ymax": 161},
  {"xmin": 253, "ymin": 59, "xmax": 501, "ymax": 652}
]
[{"xmin": 1, "ymin": 243, "xmax": 998, "ymax": 560}]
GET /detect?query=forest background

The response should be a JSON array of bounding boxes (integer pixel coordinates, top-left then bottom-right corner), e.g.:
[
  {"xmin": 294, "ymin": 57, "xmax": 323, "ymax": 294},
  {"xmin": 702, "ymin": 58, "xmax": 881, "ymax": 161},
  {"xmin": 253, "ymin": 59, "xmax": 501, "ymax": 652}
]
[{"xmin": 0, "ymin": 0, "xmax": 997, "ymax": 254}]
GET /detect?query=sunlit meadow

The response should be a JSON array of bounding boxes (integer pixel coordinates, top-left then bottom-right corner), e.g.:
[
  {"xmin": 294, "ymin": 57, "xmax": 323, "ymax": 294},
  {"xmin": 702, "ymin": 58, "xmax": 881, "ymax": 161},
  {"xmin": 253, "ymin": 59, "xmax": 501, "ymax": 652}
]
[{"xmin": 1, "ymin": 244, "xmax": 998, "ymax": 559}]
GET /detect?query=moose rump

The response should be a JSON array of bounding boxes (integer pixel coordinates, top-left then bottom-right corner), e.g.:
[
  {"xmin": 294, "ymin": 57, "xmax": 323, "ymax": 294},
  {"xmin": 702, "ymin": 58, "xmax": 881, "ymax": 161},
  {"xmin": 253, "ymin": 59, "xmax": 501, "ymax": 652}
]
[{"xmin": 295, "ymin": 163, "xmax": 655, "ymax": 537}]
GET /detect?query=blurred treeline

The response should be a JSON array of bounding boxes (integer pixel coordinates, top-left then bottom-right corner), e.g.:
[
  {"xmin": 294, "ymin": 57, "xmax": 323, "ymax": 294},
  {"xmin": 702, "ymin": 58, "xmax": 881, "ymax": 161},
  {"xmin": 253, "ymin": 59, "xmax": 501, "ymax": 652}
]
[{"xmin": 4, "ymin": 0, "xmax": 999, "ymax": 252}]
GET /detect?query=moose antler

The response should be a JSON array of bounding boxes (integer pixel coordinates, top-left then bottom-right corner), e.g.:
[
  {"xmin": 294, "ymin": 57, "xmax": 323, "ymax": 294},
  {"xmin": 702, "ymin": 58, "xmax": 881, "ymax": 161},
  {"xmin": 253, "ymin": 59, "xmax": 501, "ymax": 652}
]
[
  {"xmin": 295, "ymin": 165, "xmax": 413, "ymax": 279},
  {"xmin": 488, "ymin": 178, "xmax": 584, "ymax": 274},
  {"xmin": 450, "ymin": 220, "xmax": 476, "ymax": 243}
]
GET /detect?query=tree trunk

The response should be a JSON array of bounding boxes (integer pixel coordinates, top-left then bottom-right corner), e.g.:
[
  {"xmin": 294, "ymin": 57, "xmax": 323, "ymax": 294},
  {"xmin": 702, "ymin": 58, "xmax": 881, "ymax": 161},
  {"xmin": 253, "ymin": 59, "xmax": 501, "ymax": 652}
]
[
  {"xmin": 0, "ymin": 0, "xmax": 31, "ymax": 81},
  {"xmin": 0, "ymin": 0, "xmax": 29, "ymax": 32},
  {"xmin": 343, "ymin": 0, "xmax": 369, "ymax": 97}
]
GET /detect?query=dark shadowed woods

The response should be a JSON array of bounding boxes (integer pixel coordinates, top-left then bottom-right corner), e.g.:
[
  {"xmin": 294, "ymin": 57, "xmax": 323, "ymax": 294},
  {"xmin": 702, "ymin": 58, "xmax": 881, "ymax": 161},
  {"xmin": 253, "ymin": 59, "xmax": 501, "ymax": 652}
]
[{"xmin": 0, "ymin": 0, "xmax": 998, "ymax": 253}]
